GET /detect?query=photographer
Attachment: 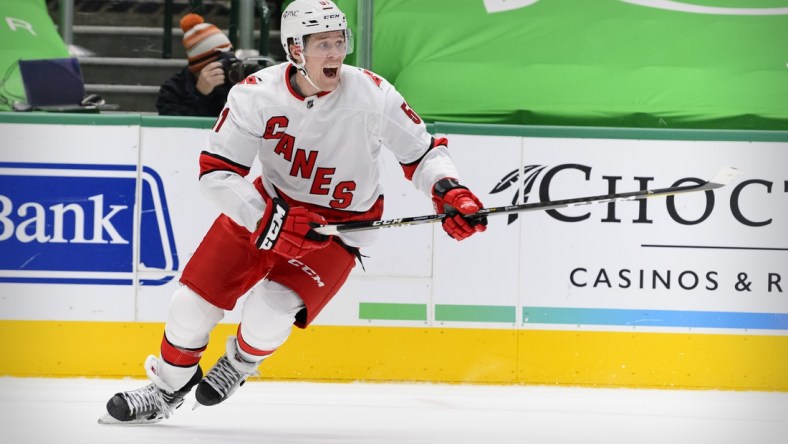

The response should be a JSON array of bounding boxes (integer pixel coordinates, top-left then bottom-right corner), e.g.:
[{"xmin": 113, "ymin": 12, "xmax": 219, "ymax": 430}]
[{"xmin": 156, "ymin": 13, "xmax": 235, "ymax": 117}]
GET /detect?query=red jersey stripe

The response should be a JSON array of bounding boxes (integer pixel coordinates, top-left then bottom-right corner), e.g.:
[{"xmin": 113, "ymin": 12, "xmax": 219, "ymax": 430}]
[
  {"xmin": 400, "ymin": 137, "xmax": 448, "ymax": 181},
  {"xmin": 199, "ymin": 151, "xmax": 251, "ymax": 178},
  {"xmin": 253, "ymin": 177, "xmax": 385, "ymax": 224}
]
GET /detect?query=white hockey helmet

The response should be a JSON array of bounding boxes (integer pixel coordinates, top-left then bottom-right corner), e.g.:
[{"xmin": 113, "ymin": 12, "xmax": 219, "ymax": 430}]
[{"xmin": 280, "ymin": 0, "xmax": 353, "ymax": 63}]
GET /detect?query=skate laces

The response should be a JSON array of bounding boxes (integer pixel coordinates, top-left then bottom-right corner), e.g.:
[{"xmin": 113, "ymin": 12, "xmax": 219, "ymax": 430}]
[
  {"xmin": 123, "ymin": 383, "xmax": 176, "ymax": 419},
  {"xmin": 203, "ymin": 354, "xmax": 249, "ymax": 398}
]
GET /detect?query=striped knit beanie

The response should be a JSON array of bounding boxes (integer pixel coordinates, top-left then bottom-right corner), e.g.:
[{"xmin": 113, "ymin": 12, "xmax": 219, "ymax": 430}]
[{"xmin": 180, "ymin": 13, "xmax": 232, "ymax": 73}]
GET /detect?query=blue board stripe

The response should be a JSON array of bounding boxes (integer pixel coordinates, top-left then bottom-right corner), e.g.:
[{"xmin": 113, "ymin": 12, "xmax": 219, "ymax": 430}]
[{"xmin": 523, "ymin": 307, "xmax": 788, "ymax": 330}]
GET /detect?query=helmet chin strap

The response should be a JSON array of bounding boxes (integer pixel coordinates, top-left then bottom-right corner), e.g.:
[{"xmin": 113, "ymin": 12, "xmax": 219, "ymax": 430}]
[{"xmin": 292, "ymin": 55, "xmax": 323, "ymax": 93}]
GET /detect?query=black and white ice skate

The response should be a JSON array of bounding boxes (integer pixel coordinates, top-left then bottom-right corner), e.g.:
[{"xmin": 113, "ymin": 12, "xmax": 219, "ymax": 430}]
[
  {"xmin": 194, "ymin": 336, "xmax": 258, "ymax": 407},
  {"xmin": 98, "ymin": 356, "xmax": 202, "ymax": 425}
]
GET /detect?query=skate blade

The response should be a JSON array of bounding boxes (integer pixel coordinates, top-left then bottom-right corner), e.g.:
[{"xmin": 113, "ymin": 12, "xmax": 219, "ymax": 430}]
[{"xmin": 98, "ymin": 413, "xmax": 163, "ymax": 425}]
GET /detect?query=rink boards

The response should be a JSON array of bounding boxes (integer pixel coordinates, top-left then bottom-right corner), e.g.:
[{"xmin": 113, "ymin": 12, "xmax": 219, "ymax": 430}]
[{"xmin": 0, "ymin": 114, "xmax": 786, "ymax": 391}]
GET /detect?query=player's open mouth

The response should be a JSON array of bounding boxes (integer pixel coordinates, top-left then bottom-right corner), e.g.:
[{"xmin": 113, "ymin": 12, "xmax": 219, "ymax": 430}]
[{"xmin": 323, "ymin": 67, "xmax": 338, "ymax": 78}]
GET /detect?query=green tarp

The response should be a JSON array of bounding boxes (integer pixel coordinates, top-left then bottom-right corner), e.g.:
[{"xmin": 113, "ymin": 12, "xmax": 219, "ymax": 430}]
[
  {"xmin": 339, "ymin": 0, "xmax": 788, "ymax": 130},
  {"xmin": 0, "ymin": 0, "xmax": 68, "ymax": 111}
]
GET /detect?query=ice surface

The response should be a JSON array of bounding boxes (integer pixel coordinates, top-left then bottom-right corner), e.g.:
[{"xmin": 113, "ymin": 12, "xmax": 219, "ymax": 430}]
[{"xmin": 1, "ymin": 377, "xmax": 786, "ymax": 444}]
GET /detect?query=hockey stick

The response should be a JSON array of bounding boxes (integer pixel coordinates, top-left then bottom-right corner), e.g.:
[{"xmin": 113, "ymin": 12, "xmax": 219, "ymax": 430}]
[{"xmin": 313, "ymin": 166, "xmax": 741, "ymax": 236}]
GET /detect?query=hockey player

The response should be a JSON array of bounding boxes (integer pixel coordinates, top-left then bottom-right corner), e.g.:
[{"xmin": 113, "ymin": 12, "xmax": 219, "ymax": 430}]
[{"xmin": 100, "ymin": 0, "xmax": 487, "ymax": 424}]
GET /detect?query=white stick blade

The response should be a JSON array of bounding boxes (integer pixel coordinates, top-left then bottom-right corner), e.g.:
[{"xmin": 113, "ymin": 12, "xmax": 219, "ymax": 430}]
[{"xmin": 709, "ymin": 166, "xmax": 741, "ymax": 186}]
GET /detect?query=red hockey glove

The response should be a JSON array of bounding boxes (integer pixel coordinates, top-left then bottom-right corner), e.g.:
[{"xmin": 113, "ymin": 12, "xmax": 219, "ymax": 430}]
[
  {"xmin": 431, "ymin": 178, "xmax": 487, "ymax": 241},
  {"xmin": 251, "ymin": 198, "xmax": 331, "ymax": 258}
]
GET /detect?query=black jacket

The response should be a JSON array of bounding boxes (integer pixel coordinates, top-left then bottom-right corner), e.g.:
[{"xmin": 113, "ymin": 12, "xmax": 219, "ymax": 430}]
[{"xmin": 156, "ymin": 67, "xmax": 231, "ymax": 117}]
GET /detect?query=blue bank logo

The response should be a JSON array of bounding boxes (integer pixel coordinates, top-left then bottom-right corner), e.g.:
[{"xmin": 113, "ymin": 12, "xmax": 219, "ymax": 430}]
[{"xmin": 0, "ymin": 163, "xmax": 177, "ymax": 285}]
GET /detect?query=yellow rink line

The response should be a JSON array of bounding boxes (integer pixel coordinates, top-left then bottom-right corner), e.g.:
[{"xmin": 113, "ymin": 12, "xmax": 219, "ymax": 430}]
[{"xmin": 1, "ymin": 321, "xmax": 786, "ymax": 391}]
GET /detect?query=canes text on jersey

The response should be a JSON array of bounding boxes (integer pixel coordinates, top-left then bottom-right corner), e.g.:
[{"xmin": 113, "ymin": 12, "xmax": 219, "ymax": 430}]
[{"xmin": 263, "ymin": 116, "xmax": 356, "ymax": 209}]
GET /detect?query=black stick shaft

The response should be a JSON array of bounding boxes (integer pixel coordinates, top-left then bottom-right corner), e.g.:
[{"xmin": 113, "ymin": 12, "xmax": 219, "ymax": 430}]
[{"xmin": 314, "ymin": 167, "xmax": 740, "ymax": 235}]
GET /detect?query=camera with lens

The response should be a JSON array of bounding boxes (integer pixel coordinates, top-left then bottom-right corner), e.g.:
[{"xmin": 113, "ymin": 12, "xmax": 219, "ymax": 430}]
[{"xmin": 216, "ymin": 51, "xmax": 270, "ymax": 84}]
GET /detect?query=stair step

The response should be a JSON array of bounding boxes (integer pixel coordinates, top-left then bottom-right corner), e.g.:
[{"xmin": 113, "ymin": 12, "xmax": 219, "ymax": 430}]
[
  {"xmin": 79, "ymin": 57, "xmax": 186, "ymax": 86},
  {"xmin": 84, "ymin": 84, "xmax": 160, "ymax": 114},
  {"xmin": 44, "ymin": 1, "xmax": 285, "ymax": 114},
  {"xmin": 74, "ymin": 25, "xmax": 280, "ymax": 37},
  {"xmin": 79, "ymin": 57, "xmax": 186, "ymax": 67},
  {"xmin": 85, "ymin": 84, "xmax": 161, "ymax": 93},
  {"xmin": 74, "ymin": 25, "xmax": 185, "ymax": 35},
  {"xmin": 72, "ymin": 25, "xmax": 284, "ymax": 60},
  {"xmin": 48, "ymin": 0, "xmax": 236, "ymax": 28}
]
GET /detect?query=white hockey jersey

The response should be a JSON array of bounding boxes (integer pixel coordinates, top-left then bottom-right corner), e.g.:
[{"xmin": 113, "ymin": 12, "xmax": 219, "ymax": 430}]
[{"xmin": 199, "ymin": 62, "xmax": 460, "ymax": 247}]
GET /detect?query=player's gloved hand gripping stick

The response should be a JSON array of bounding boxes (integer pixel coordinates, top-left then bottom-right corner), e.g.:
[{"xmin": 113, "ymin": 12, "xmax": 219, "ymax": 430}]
[
  {"xmin": 251, "ymin": 197, "xmax": 331, "ymax": 258},
  {"xmin": 431, "ymin": 178, "xmax": 488, "ymax": 240}
]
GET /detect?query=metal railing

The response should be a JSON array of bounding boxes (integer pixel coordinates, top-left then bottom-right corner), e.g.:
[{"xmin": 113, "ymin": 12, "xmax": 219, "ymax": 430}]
[
  {"xmin": 161, "ymin": 0, "xmax": 269, "ymax": 59},
  {"xmin": 55, "ymin": 0, "xmax": 371, "ymax": 68},
  {"xmin": 160, "ymin": 0, "xmax": 271, "ymax": 59},
  {"xmin": 356, "ymin": 0, "xmax": 373, "ymax": 69},
  {"xmin": 55, "ymin": 0, "xmax": 270, "ymax": 59}
]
